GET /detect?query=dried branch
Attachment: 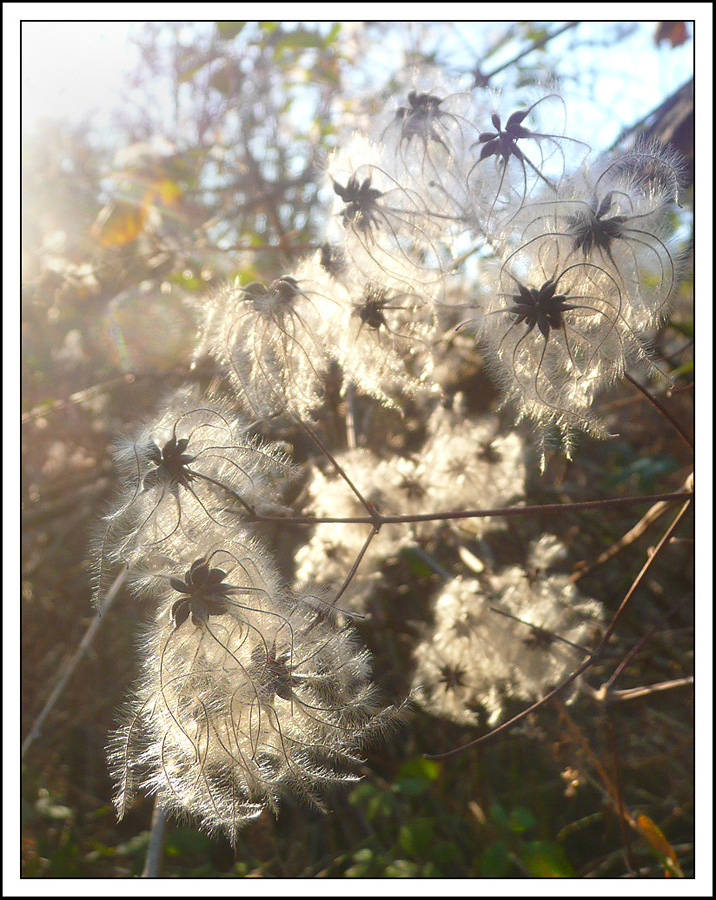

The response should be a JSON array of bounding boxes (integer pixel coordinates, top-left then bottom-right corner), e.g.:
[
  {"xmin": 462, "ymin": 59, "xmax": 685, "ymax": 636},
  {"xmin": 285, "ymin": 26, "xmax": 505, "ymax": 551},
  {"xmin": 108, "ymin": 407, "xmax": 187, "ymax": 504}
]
[{"xmin": 21, "ymin": 566, "xmax": 128, "ymax": 760}]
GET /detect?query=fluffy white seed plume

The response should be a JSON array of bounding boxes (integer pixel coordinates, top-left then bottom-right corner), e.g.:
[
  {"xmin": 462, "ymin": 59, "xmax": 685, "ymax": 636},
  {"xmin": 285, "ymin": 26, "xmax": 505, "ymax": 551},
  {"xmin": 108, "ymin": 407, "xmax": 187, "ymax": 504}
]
[
  {"xmin": 330, "ymin": 267, "xmax": 439, "ymax": 408},
  {"xmin": 413, "ymin": 577, "xmax": 515, "ymax": 726},
  {"xmin": 91, "ymin": 387, "xmax": 294, "ymax": 607},
  {"xmin": 109, "ymin": 533, "xmax": 399, "ymax": 843},
  {"xmin": 412, "ymin": 536, "xmax": 603, "ymax": 726},
  {"xmin": 499, "ymin": 137, "xmax": 684, "ymax": 332},
  {"xmin": 195, "ymin": 264, "xmax": 342, "ymax": 419},
  {"xmin": 417, "ymin": 407, "xmax": 527, "ymax": 538},
  {"xmin": 326, "ymin": 133, "xmax": 447, "ymax": 291},
  {"xmin": 375, "ymin": 77, "xmax": 478, "ymax": 227},
  {"xmin": 460, "ymin": 246, "xmax": 663, "ymax": 461},
  {"xmin": 467, "ymin": 87, "xmax": 591, "ymax": 233},
  {"xmin": 294, "ymin": 448, "xmax": 420, "ymax": 615}
]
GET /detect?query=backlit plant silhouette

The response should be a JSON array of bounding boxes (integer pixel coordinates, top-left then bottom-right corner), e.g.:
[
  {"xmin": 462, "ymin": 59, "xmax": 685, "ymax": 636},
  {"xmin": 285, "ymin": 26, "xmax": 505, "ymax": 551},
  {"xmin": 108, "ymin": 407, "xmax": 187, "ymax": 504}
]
[{"xmin": 75, "ymin": 64, "xmax": 692, "ymax": 872}]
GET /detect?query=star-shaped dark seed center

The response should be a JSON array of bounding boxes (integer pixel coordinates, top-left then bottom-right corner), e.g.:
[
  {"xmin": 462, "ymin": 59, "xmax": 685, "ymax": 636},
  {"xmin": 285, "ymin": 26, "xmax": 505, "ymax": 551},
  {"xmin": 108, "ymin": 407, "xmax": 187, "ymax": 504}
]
[
  {"xmin": 170, "ymin": 557, "xmax": 233, "ymax": 627},
  {"xmin": 144, "ymin": 435, "xmax": 196, "ymax": 490},
  {"xmin": 507, "ymin": 279, "xmax": 576, "ymax": 339}
]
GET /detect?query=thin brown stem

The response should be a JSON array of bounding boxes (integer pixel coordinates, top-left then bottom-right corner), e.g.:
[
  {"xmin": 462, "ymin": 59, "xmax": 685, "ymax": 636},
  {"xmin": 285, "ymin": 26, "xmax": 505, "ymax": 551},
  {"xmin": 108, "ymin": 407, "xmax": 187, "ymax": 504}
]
[
  {"xmin": 249, "ymin": 489, "xmax": 693, "ymax": 527},
  {"xmin": 296, "ymin": 420, "xmax": 381, "ymax": 523},
  {"xmin": 477, "ymin": 22, "xmax": 578, "ymax": 84},
  {"xmin": 624, "ymin": 372, "xmax": 694, "ymax": 450},
  {"xmin": 331, "ymin": 526, "xmax": 380, "ymax": 606},
  {"xmin": 585, "ymin": 676, "xmax": 693, "ymax": 703},
  {"xmin": 21, "ymin": 370, "xmax": 193, "ymax": 424},
  {"xmin": 601, "ymin": 595, "xmax": 689, "ymax": 694},
  {"xmin": 607, "ymin": 718, "xmax": 636, "ymax": 874},
  {"xmin": 667, "ymin": 380, "xmax": 694, "ymax": 396},
  {"xmin": 488, "ymin": 606, "xmax": 589, "ymax": 654},
  {"xmin": 570, "ymin": 473, "xmax": 692, "ymax": 581},
  {"xmin": 189, "ymin": 469, "xmax": 259, "ymax": 519}
]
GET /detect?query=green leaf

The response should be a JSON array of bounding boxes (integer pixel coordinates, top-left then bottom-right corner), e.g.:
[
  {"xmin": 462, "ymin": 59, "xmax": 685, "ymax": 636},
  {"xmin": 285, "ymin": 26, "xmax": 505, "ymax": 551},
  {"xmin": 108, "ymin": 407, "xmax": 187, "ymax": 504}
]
[
  {"xmin": 519, "ymin": 840, "xmax": 576, "ymax": 877},
  {"xmin": 276, "ymin": 29, "xmax": 325, "ymax": 53},
  {"xmin": 507, "ymin": 806, "xmax": 536, "ymax": 834},
  {"xmin": 421, "ymin": 861, "xmax": 443, "ymax": 876},
  {"xmin": 348, "ymin": 780, "xmax": 395, "ymax": 820},
  {"xmin": 115, "ymin": 832, "xmax": 151, "ymax": 857},
  {"xmin": 89, "ymin": 804, "xmax": 114, "ymax": 820},
  {"xmin": 84, "ymin": 843, "xmax": 115, "ymax": 862},
  {"xmin": 398, "ymin": 818, "xmax": 435, "ymax": 856},
  {"xmin": 324, "ymin": 23, "xmax": 341, "ymax": 46},
  {"xmin": 398, "ymin": 546, "xmax": 438, "ymax": 578},
  {"xmin": 396, "ymin": 756, "xmax": 441, "ymax": 784},
  {"xmin": 188, "ymin": 863, "xmax": 221, "ymax": 876},
  {"xmin": 670, "ymin": 358, "xmax": 693, "ymax": 380},
  {"xmin": 345, "ymin": 847, "xmax": 378, "ymax": 877},
  {"xmin": 216, "ymin": 21, "xmax": 246, "ymax": 40},
  {"xmin": 488, "ymin": 802, "xmax": 508, "ymax": 827},
  {"xmin": 169, "ymin": 271, "xmax": 202, "ymax": 292},
  {"xmin": 431, "ymin": 840, "xmax": 463, "ymax": 870},
  {"xmin": 395, "ymin": 777, "xmax": 428, "ymax": 797},
  {"xmin": 235, "ymin": 264, "xmax": 263, "ymax": 284},
  {"xmin": 348, "ymin": 781, "xmax": 376, "ymax": 806},
  {"xmin": 478, "ymin": 840, "xmax": 511, "ymax": 877},
  {"xmin": 385, "ymin": 858, "xmax": 420, "ymax": 877},
  {"xmin": 607, "ymin": 454, "xmax": 680, "ymax": 491},
  {"xmin": 367, "ymin": 792, "xmax": 395, "ymax": 821},
  {"xmin": 395, "ymin": 757, "xmax": 441, "ymax": 796},
  {"xmin": 524, "ymin": 25, "xmax": 550, "ymax": 44},
  {"xmin": 164, "ymin": 827, "xmax": 212, "ymax": 857}
]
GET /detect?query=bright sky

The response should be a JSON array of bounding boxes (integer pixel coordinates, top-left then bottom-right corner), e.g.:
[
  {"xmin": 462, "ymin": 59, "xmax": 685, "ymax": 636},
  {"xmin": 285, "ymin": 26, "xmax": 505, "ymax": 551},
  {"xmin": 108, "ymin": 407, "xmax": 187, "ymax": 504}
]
[
  {"xmin": 19, "ymin": 19, "xmax": 694, "ymax": 147},
  {"xmin": 22, "ymin": 21, "xmax": 137, "ymax": 133}
]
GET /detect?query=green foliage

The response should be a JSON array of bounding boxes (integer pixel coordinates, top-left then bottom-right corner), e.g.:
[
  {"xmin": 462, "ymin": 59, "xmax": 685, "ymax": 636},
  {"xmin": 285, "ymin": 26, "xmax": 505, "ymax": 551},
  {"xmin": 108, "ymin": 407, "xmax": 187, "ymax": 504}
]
[
  {"xmin": 343, "ymin": 764, "xmax": 577, "ymax": 878},
  {"xmin": 606, "ymin": 442, "xmax": 681, "ymax": 492},
  {"xmin": 476, "ymin": 804, "xmax": 575, "ymax": 877},
  {"xmin": 216, "ymin": 22, "xmax": 246, "ymax": 41}
]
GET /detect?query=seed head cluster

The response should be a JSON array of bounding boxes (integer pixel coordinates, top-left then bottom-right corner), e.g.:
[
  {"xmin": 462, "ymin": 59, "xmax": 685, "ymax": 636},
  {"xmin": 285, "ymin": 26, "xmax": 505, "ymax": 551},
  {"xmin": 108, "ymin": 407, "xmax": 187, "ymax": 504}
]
[
  {"xmin": 413, "ymin": 535, "xmax": 603, "ymax": 726},
  {"xmin": 93, "ymin": 67, "xmax": 686, "ymax": 841}
]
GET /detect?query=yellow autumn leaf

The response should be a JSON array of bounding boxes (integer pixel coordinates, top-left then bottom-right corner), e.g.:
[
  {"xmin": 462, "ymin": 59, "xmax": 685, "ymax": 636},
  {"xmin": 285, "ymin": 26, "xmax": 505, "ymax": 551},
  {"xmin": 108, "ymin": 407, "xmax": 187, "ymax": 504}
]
[
  {"xmin": 91, "ymin": 198, "xmax": 148, "ymax": 248},
  {"xmin": 153, "ymin": 177, "xmax": 183, "ymax": 207},
  {"xmin": 636, "ymin": 814, "xmax": 684, "ymax": 877}
]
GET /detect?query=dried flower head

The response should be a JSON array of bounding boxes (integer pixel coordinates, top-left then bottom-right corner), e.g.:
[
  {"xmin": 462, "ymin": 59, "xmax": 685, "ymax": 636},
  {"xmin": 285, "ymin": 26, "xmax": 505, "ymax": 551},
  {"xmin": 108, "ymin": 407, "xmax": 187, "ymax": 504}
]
[
  {"xmin": 467, "ymin": 89, "xmax": 590, "ymax": 229},
  {"xmin": 377, "ymin": 83, "xmax": 477, "ymax": 222},
  {"xmin": 92, "ymin": 389, "xmax": 293, "ymax": 606},
  {"xmin": 294, "ymin": 449, "xmax": 417, "ymax": 614},
  {"xmin": 340, "ymin": 277, "xmax": 438, "ymax": 407},
  {"xmin": 196, "ymin": 263, "xmax": 342, "ymax": 419},
  {"xmin": 109, "ymin": 535, "xmax": 399, "ymax": 843},
  {"xmin": 413, "ymin": 541, "xmax": 602, "ymax": 726},
  {"xmin": 501, "ymin": 138, "xmax": 684, "ymax": 331},
  {"xmin": 461, "ymin": 250, "xmax": 662, "ymax": 461},
  {"xmin": 326, "ymin": 134, "xmax": 446, "ymax": 289},
  {"xmin": 418, "ymin": 409, "xmax": 527, "ymax": 538}
]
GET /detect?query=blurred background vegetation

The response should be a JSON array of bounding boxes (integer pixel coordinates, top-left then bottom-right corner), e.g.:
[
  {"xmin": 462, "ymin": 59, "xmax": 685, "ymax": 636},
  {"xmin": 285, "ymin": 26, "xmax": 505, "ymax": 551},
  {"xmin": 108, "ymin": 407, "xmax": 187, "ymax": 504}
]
[{"xmin": 21, "ymin": 21, "xmax": 694, "ymax": 879}]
